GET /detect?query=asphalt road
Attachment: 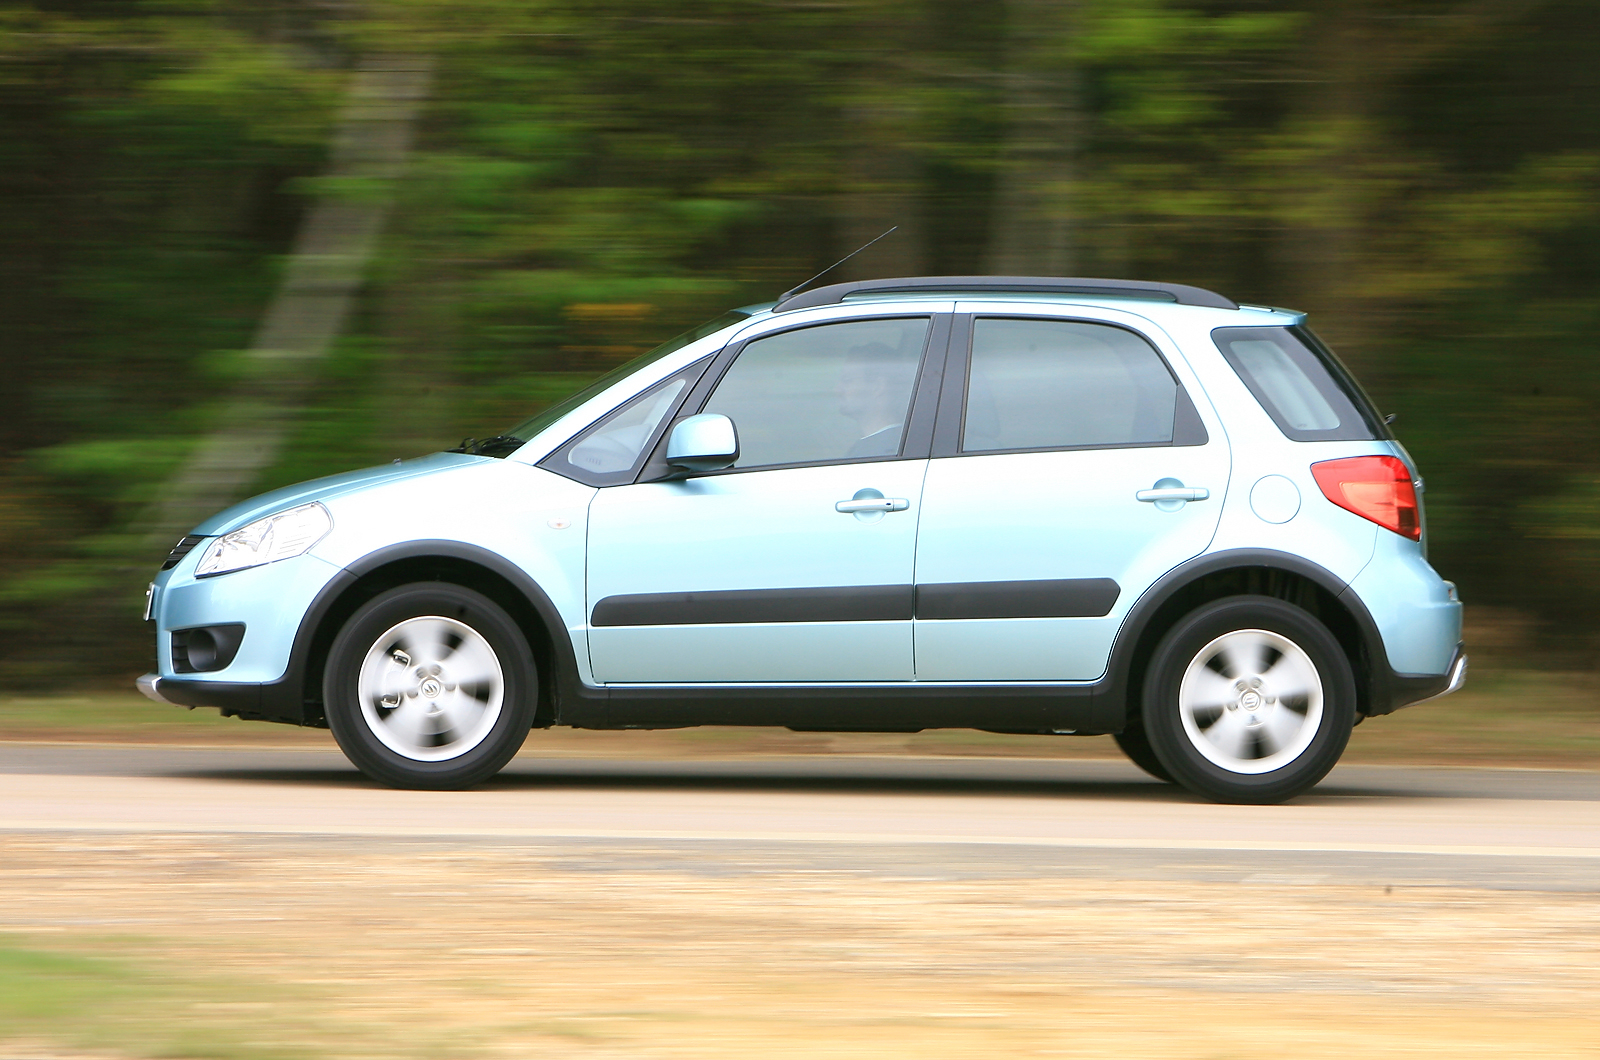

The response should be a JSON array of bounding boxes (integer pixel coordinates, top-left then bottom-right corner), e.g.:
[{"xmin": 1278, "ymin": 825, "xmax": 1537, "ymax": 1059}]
[{"xmin": 2, "ymin": 744, "xmax": 1597, "ymax": 891}]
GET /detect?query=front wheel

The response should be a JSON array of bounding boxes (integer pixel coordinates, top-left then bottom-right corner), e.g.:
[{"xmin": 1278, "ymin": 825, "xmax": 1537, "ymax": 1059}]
[
  {"xmin": 1142, "ymin": 596, "xmax": 1355, "ymax": 804},
  {"xmin": 1113, "ymin": 722, "xmax": 1174, "ymax": 784},
  {"xmin": 324, "ymin": 583, "xmax": 536, "ymax": 789}
]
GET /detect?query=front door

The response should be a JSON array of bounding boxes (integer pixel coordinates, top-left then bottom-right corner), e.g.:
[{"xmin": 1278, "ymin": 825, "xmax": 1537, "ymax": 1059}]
[
  {"xmin": 913, "ymin": 311, "xmax": 1230, "ymax": 681},
  {"xmin": 587, "ymin": 315, "xmax": 940, "ymax": 684}
]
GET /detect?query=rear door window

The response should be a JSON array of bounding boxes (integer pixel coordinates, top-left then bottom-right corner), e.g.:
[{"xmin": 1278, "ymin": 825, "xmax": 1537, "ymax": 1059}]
[
  {"xmin": 960, "ymin": 318, "xmax": 1190, "ymax": 453},
  {"xmin": 1212, "ymin": 326, "xmax": 1386, "ymax": 442}
]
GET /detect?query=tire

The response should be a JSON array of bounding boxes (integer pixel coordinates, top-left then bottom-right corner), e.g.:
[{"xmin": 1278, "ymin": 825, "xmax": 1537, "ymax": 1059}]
[
  {"xmin": 323, "ymin": 583, "xmax": 536, "ymax": 790},
  {"xmin": 1141, "ymin": 595, "xmax": 1355, "ymax": 804},
  {"xmin": 1113, "ymin": 722, "xmax": 1174, "ymax": 784}
]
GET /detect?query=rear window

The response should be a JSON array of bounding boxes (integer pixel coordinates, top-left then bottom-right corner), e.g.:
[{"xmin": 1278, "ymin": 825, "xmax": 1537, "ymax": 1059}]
[{"xmin": 1211, "ymin": 326, "xmax": 1386, "ymax": 442}]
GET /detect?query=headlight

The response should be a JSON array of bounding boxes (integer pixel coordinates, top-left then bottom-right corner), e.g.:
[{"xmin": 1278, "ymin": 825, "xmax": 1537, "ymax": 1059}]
[{"xmin": 194, "ymin": 502, "xmax": 332, "ymax": 578}]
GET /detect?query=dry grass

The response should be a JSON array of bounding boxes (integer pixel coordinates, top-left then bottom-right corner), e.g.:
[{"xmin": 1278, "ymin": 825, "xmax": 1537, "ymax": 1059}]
[{"xmin": 2, "ymin": 834, "xmax": 1599, "ymax": 1059}]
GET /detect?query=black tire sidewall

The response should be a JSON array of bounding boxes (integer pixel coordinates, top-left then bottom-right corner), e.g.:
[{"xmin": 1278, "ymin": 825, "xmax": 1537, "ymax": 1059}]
[
  {"xmin": 1113, "ymin": 722, "xmax": 1175, "ymax": 784},
  {"xmin": 1143, "ymin": 595, "xmax": 1355, "ymax": 804},
  {"xmin": 324, "ymin": 583, "xmax": 535, "ymax": 789}
]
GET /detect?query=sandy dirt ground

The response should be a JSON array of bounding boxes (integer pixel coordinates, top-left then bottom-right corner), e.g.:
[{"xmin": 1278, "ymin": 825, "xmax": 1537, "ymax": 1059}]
[
  {"xmin": 1, "ymin": 751, "xmax": 1598, "ymax": 1058},
  {"xmin": 2, "ymin": 831, "xmax": 1599, "ymax": 1059}
]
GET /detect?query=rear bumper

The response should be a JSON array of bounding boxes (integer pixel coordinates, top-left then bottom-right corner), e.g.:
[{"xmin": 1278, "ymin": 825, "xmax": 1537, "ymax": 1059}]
[{"xmin": 1381, "ymin": 646, "xmax": 1467, "ymax": 714}]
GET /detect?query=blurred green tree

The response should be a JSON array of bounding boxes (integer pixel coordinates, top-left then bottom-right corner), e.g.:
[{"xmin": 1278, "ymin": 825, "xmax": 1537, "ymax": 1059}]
[{"xmin": 2, "ymin": 0, "xmax": 1598, "ymax": 686}]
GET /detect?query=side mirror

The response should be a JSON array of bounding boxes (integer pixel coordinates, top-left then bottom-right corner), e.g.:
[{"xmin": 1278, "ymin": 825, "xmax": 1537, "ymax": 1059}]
[{"xmin": 665, "ymin": 413, "xmax": 739, "ymax": 473}]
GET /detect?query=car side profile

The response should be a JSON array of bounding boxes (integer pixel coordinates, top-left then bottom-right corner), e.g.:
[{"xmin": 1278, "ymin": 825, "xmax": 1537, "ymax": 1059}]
[{"xmin": 138, "ymin": 276, "xmax": 1465, "ymax": 803}]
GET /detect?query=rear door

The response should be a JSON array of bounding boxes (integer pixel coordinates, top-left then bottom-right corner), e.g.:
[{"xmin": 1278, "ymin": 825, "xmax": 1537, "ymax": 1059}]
[{"xmin": 913, "ymin": 308, "xmax": 1230, "ymax": 681}]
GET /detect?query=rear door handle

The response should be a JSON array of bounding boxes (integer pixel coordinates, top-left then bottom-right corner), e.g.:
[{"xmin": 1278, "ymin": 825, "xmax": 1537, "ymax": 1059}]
[
  {"xmin": 836, "ymin": 497, "xmax": 910, "ymax": 513},
  {"xmin": 1136, "ymin": 487, "xmax": 1209, "ymax": 502}
]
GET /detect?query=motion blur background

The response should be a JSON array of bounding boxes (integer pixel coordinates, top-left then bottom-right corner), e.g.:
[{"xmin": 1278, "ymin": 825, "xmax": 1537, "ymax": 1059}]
[{"xmin": 2, "ymin": 0, "xmax": 1598, "ymax": 689}]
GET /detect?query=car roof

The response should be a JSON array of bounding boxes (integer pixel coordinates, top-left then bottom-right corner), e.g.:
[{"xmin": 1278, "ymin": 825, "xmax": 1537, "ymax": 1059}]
[
  {"xmin": 774, "ymin": 276, "xmax": 1237, "ymax": 312},
  {"xmin": 739, "ymin": 277, "xmax": 1304, "ymax": 327}
]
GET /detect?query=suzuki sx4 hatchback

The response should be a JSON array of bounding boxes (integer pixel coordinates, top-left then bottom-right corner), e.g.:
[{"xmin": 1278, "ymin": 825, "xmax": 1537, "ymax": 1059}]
[{"xmin": 139, "ymin": 277, "xmax": 1465, "ymax": 803}]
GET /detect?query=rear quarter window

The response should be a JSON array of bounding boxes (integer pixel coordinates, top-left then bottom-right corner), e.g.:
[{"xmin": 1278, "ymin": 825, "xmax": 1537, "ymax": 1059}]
[{"xmin": 1211, "ymin": 325, "xmax": 1386, "ymax": 442}]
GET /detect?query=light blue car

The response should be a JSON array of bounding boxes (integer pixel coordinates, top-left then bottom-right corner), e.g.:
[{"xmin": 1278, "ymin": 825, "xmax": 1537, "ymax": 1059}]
[{"xmin": 138, "ymin": 276, "xmax": 1465, "ymax": 803}]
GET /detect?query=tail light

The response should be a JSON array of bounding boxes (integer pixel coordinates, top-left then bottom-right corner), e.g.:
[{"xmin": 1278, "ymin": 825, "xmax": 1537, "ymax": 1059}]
[{"xmin": 1311, "ymin": 455, "xmax": 1420, "ymax": 540}]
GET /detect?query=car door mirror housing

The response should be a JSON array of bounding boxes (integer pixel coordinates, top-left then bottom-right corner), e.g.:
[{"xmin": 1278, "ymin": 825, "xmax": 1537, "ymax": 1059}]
[{"xmin": 665, "ymin": 413, "xmax": 739, "ymax": 473}]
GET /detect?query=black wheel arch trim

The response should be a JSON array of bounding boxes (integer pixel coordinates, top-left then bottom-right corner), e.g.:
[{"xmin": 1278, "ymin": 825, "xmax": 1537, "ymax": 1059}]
[
  {"xmin": 330, "ymin": 540, "xmax": 593, "ymax": 725},
  {"xmin": 1101, "ymin": 547, "xmax": 1416, "ymax": 727}
]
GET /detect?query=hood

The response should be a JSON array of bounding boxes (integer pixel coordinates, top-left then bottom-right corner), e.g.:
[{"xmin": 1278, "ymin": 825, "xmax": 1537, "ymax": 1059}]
[{"xmin": 191, "ymin": 452, "xmax": 486, "ymax": 536}]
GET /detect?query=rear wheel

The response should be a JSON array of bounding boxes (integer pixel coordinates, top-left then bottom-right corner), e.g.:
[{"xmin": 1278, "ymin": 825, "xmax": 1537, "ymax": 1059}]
[
  {"xmin": 324, "ymin": 583, "xmax": 535, "ymax": 789},
  {"xmin": 1142, "ymin": 595, "xmax": 1355, "ymax": 804}
]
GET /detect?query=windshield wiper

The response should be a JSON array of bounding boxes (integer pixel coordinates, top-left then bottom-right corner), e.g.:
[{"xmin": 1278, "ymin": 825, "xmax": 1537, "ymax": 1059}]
[{"xmin": 449, "ymin": 435, "xmax": 526, "ymax": 459}]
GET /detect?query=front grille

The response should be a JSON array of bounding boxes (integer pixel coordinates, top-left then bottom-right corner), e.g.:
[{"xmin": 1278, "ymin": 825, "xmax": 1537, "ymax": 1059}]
[{"xmin": 161, "ymin": 534, "xmax": 207, "ymax": 571}]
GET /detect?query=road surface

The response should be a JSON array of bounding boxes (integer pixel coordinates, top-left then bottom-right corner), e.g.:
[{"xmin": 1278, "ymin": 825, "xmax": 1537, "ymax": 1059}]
[
  {"xmin": 4, "ymin": 744, "xmax": 1599, "ymax": 1058},
  {"xmin": 2, "ymin": 744, "xmax": 1595, "ymax": 889}
]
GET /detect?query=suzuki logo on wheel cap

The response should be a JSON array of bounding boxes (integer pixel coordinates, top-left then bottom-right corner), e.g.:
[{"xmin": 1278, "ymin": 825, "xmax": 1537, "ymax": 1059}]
[
  {"xmin": 420, "ymin": 677, "xmax": 443, "ymax": 700},
  {"xmin": 1240, "ymin": 690, "xmax": 1262, "ymax": 710}
]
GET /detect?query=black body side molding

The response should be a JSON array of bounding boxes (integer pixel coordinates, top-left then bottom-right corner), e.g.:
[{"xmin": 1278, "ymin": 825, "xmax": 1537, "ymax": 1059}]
[
  {"xmin": 593, "ymin": 578, "xmax": 1120, "ymax": 626},
  {"xmin": 593, "ymin": 585, "xmax": 914, "ymax": 626},
  {"xmin": 916, "ymin": 578, "xmax": 1119, "ymax": 620}
]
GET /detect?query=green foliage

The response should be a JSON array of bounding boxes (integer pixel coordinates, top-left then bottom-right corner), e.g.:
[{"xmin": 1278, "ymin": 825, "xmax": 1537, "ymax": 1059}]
[{"xmin": 5, "ymin": 0, "xmax": 1600, "ymax": 685}]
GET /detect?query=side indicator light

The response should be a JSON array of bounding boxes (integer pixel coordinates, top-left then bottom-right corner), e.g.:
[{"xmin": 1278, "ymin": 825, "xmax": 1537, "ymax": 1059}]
[{"xmin": 1310, "ymin": 455, "xmax": 1421, "ymax": 540}]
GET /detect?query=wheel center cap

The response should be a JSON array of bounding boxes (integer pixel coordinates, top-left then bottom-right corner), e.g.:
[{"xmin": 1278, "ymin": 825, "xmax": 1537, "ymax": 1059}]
[
  {"xmin": 1240, "ymin": 690, "xmax": 1263, "ymax": 710},
  {"xmin": 419, "ymin": 677, "xmax": 443, "ymax": 700}
]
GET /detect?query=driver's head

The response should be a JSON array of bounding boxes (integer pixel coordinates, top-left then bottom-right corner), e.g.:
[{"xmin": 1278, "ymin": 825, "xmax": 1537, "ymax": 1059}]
[{"xmin": 838, "ymin": 342, "xmax": 916, "ymax": 423}]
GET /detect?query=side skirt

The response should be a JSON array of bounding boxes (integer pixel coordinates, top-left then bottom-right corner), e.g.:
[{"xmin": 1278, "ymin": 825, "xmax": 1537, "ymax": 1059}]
[{"xmin": 570, "ymin": 682, "xmax": 1109, "ymax": 734}]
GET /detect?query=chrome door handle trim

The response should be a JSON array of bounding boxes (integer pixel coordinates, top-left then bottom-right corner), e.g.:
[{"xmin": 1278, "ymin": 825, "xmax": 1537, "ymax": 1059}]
[
  {"xmin": 835, "ymin": 497, "xmax": 910, "ymax": 513},
  {"xmin": 1136, "ymin": 487, "xmax": 1209, "ymax": 502}
]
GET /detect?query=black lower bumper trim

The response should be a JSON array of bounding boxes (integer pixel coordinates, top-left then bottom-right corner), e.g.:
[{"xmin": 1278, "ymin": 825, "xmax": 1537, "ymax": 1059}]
[
  {"xmin": 1376, "ymin": 646, "xmax": 1466, "ymax": 715},
  {"xmin": 136, "ymin": 673, "xmax": 309, "ymax": 726}
]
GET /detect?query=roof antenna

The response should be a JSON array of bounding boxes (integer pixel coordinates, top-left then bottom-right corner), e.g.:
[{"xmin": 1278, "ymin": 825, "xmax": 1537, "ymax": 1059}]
[{"xmin": 778, "ymin": 226, "xmax": 899, "ymax": 303}]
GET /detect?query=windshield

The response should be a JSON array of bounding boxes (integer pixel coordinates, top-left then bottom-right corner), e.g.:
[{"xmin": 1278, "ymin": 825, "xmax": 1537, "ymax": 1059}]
[{"xmin": 463, "ymin": 310, "xmax": 750, "ymax": 456}]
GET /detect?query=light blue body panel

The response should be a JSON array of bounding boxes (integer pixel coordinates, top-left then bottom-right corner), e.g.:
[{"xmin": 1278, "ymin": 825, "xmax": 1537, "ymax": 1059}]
[
  {"xmin": 586, "ymin": 459, "xmax": 928, "ymax": 682},
  {"xmin": 1147, "ymin": 306, "xmax": 1383, "ymax": 588},
  {"xmin": 194, "ymin": 452, "xmax": 484, "ymax": 535},
  {"xmin": 915, "ymin": 444, "xmax": 1228, "ymax": 680},
  {"xmin": 595, "ymin": 623, "xmax": 912, "ymax": 684},
  {"xmin": 153, "ymin": 552, "xmax": 345, "ymax": 682},
  {"xmin": 151, "ymin": 458, "xmax": 598, "ymax": 686},
  {"xmin": 311, "ymin": 459, "xmax": 598, "ymax": 681},
  {"xmin": 1344, "ymin": 529, "xmax": 1462, "ymax": 674}
]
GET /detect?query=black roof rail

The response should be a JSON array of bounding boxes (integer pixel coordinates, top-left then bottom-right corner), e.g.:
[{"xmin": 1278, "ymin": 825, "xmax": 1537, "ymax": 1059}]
[{"xmin": 772, "ymin": 275, "xmax": 1238, "ymax": 313}]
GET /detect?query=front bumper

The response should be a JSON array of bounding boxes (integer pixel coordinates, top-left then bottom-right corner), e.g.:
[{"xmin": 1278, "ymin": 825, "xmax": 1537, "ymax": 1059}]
[
  {"xmin": 137, "ymin": 670, "xmax": 308, "ymax": 723},
  {"xmin": 142, "ymin": 551, "xmax": 355, "ymax": 727}
]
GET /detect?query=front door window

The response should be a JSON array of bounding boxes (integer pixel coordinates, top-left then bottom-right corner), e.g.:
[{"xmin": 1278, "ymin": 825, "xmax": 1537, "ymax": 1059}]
[{"xmin": 702, "ymin": 317, "xmax": 930, "ymax": 467}]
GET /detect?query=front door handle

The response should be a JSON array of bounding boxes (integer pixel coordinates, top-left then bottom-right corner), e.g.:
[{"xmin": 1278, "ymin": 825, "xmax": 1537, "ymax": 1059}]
[
  {"xmin": 836, "ymin": 497, "xmax": 910, "ymax": 513},
  {"xmin": 1135, "ymin": 486, "xmax": 1209, "ymax": 503}
]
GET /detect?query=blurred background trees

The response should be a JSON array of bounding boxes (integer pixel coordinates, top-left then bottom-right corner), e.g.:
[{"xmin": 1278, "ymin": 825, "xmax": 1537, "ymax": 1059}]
[{"xmin": 2, "ymin": 0, "xmax": 1598, "ymax": 685}]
